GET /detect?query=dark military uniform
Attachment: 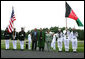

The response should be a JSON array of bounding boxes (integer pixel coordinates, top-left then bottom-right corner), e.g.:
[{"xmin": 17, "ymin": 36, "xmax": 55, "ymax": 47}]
[
  {"xmin": 4, "ymin": 30, "xmax": 11, "ymax": 49},
  {"xmin": 11, "ymin": 31, "xmax": 18, "ymax": 40},
  {"xmin": 19, "ymin": 31, "xmax": 25, "ymax": 41},
  {"xmin": 11, "ymin": 31, "xmax": 18, "ymax": 49},
  {"xmin": 4, "ymin": 30, "xmax": 11, "ymax": 39},
  {"xmin": 19, "ymin": 31, "xmax": 25, "ymax": 49}
]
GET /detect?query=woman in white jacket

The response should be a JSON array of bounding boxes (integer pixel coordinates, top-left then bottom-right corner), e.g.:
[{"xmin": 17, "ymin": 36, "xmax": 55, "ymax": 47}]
[
  {"xmin": 28, "ymin": 32, "xmax": 32, "ymax": 50},
  {"xmin": 51, "ymin": 33, "xmax": 57, "ymax": 50}
]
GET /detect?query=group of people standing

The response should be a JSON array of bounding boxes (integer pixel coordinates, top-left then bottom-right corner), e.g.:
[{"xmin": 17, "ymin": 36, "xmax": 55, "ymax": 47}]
[{"xmin": 4, "ymin": 27, "xmax": 78, "ymax": 52}]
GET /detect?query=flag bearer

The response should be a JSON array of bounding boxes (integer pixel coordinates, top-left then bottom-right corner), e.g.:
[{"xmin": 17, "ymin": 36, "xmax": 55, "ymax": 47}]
[
  {"xmin": 71, "ymin": 28, "xmax": 78, "ymax": 52},
  {"xmin": 19, "ymin": 27, "xmax": 25, "ymax": 50},
  {"xmin": 4, "ymin": 27, "xmax": 11, "ymax": 50},
  {"xmin": 11, "ymin": 28, "xmax": 18, "ymax": 50},
  {"xmin": 63, "ymin": 29, "xmax": 70, "ymax": 52}
]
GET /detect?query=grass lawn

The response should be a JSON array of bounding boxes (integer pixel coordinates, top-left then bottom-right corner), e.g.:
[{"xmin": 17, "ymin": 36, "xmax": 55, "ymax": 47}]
[{"xmin": 1, "ymin": 39, "xmax": 84, "ymax": 52}]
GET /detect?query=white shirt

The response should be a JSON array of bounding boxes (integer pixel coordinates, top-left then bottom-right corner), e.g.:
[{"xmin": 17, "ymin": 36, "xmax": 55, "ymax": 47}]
[
  {"xmin": 28, "ymin": 34, "xmax": 31, "ymax": 41},
  {"xmin": 52, "ymin": 34, "xmax": 56, "ymax": 42},
  {"xmin": 70, "ymin": 31, "xmax": 78, "ymax": 39}
]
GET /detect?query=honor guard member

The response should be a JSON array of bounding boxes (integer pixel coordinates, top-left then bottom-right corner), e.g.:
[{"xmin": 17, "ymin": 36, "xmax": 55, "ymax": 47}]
[
  {"xmin": 51, "ymin": 33, "xmax": 57, "ymax": 50},
  {"xmin": 28, "ymin": 32, "xmax": 32, "ymax": 50},
  {"xmin": 63, "ymin": 29, "xmax": 70, "ymax": 52},
  {"xmin": 11, "ymin": 28, "xmax": 18, "ymax": 50},
  {"xmin": 19, "ymin": 27, "xmax": 25, "ymax": 50},
  {"xmin": 45, "ymin": 29, "xmax": 52, "ymax": 51},
  {"xmin": 4, "ymin": 27, "xmax": 11, "ymax": 50},
  {"xmin": 71, "ymin": 28, "xmax": 78, "ymax": 52},
  {"xmin": 56, "ymin": 29, "xmax": 63, "ymax": 52}
]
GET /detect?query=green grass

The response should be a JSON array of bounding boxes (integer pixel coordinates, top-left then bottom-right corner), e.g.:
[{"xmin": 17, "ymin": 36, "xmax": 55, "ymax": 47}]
[{"xmin": 1, "ymin": 39, "xmax": 84, "ymax": 52}]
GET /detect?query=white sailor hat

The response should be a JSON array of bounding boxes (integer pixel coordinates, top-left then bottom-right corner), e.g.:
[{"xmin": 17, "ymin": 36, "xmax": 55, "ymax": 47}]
[{"xmin": 58, "ymin": 29, "xmax": 61, "ymax": 31}]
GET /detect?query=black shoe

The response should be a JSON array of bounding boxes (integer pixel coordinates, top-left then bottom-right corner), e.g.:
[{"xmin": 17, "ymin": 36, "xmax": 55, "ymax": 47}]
[
  {"xmin": 58, "ymin": 51, "xmax": 62, "ymax": 52},
  {"xmin": 21, "ymin": 49, "xmax": 24, "ymax": 51},
  {"xmin": 13, "ymin": 49, "xmax": 15, "ymax": 50},
  {"xmin": 73, "ymin": 51, "xmax": 77, "ymax": 53},
  {"xmin": 66, "ymin": 51, "xmax": 69, "ymax": 53}
]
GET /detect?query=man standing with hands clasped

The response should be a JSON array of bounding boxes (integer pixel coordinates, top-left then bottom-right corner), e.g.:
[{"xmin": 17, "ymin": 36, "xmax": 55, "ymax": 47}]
[{"xmin": 32, "ymin": 28, "xmax": 38, "ymax": 51}]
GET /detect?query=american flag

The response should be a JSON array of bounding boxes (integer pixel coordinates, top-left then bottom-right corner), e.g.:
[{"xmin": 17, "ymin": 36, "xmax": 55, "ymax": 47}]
[{"xmin": 8, "ymin": 7, "xmax": 16, "ymax": 33}]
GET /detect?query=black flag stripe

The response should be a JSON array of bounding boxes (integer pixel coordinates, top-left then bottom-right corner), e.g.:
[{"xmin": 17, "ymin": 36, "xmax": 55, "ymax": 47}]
[{"xmin": 65, "ymin": 2, "xmax": 72, "ymax": 17}]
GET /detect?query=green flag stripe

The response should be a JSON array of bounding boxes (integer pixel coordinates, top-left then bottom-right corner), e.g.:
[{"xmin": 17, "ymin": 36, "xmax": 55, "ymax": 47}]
[{"xmin": 76, "ymin": 18, "xmax": 83, "ymax": 26}]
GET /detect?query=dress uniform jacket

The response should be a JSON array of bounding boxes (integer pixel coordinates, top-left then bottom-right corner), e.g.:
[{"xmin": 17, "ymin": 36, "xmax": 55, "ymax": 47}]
[
  {"xmin": 11, "ymin": 31, "xmax": 18, "ymax": 40},
  {"xmin": 4, "ymin": 31, "xmax": 11, "ymax": 39},
  {"xmin": 19, "ymin": 31, "xmax": 25, "ymax": 41}
]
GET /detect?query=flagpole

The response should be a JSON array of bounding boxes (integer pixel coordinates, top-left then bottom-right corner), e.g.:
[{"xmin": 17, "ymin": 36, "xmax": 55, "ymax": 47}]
[
  {"xmin": 12, "ymin": 6, "xmax": 14, "ymax": 39},
  {"xmin": 65, "ymin": 1, "xmax": 67, "ymax": 30}
]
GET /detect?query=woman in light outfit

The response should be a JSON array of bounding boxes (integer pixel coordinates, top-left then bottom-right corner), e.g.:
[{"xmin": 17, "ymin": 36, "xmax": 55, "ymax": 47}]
[
  {"xmin": 28, "ymin": 32, "xmax": 32, "ymax": 50},
  {"xmin": 45, "ymin": 29, "xmax": 52, "ymax": 51},
  {"xmin": 51, "ymin": 33, "xmax": 57, "ymax": 50}
]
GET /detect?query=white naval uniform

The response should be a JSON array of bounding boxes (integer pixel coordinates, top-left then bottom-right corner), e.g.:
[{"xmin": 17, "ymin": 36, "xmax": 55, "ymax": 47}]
[
  {"xmin": 63, "ymin": 30, "xmax": 71, "ymax": 51},
  {"xmin": 51, "ymin": 34, "xmax": 56, "ymax": 50},
  {"xmin": 71, "ymin": 31, "xmax": 78, "ymax": 52},
  {"xmin": 28, "ymin": 34, "xmax": 32, "ymax": 50},
  {"xmin": 57, "ymin": 32, "xmax": 63, "ymax": 51}
]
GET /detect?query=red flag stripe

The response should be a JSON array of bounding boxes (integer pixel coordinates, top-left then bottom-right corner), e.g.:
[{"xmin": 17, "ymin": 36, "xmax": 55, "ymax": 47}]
[
  {"xmin": 9, "ymin": 21, "xmax": 13, "ymax": 28},
  {"xmin": 8, "ymin": 25, "xmax": 12, "ymax": 33},
  {"xmin": 9, "ymin": 25, "xmax": 12, "ymax": 32}
]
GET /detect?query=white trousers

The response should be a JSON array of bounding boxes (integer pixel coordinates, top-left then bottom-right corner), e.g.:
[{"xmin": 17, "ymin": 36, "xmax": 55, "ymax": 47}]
[
  {"xmin": 64, "ymin": 39, "xmax": 69, "ymax": 51},
  {"xmin": 20, "ymin": 41, "xmax": 24, "ymax": 49},
  {"xmin": 5, "ymin": 40, "xmax": 9, "ymax": 49},
  {"xmin": 72, "ymin": 38, "xmax": 77, "ymax": 51},
  {"xmin": 28, "ymin": 40, "xmax": 31, "ymax": 49},
  {"xmin": 57, "ymin": 38, "xmax": 62, "ymax": 51},
  {"xmin": 51, "ymin": 41, "xmax": 56, "ymax": 50},
  {"xmin": 13, "ymin": 40, "xmax": 17, "ymax": 49}
]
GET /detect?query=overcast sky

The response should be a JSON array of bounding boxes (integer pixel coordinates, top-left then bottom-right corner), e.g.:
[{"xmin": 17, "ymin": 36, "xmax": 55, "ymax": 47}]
[{"xmin": 1, "ymin": 1, "xmax": 84, "ymax": 32}]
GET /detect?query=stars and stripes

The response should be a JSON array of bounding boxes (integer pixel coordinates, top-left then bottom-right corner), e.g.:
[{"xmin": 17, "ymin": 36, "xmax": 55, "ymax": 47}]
[{"xmin": 8, "ymin": 7, "xmax": 16, "ymax": 33}]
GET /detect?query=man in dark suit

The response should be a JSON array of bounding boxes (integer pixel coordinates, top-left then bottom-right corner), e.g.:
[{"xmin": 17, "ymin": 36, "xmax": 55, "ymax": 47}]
[{"xmin": 32, "ymin": 28, "xmax": 38, "ymax": 50}]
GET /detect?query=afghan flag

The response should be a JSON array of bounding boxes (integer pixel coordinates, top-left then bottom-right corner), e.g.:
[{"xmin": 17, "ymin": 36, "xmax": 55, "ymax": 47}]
[{"xmin": 65, "ymin": 2, "xmax": 83, "ymax": 27}]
